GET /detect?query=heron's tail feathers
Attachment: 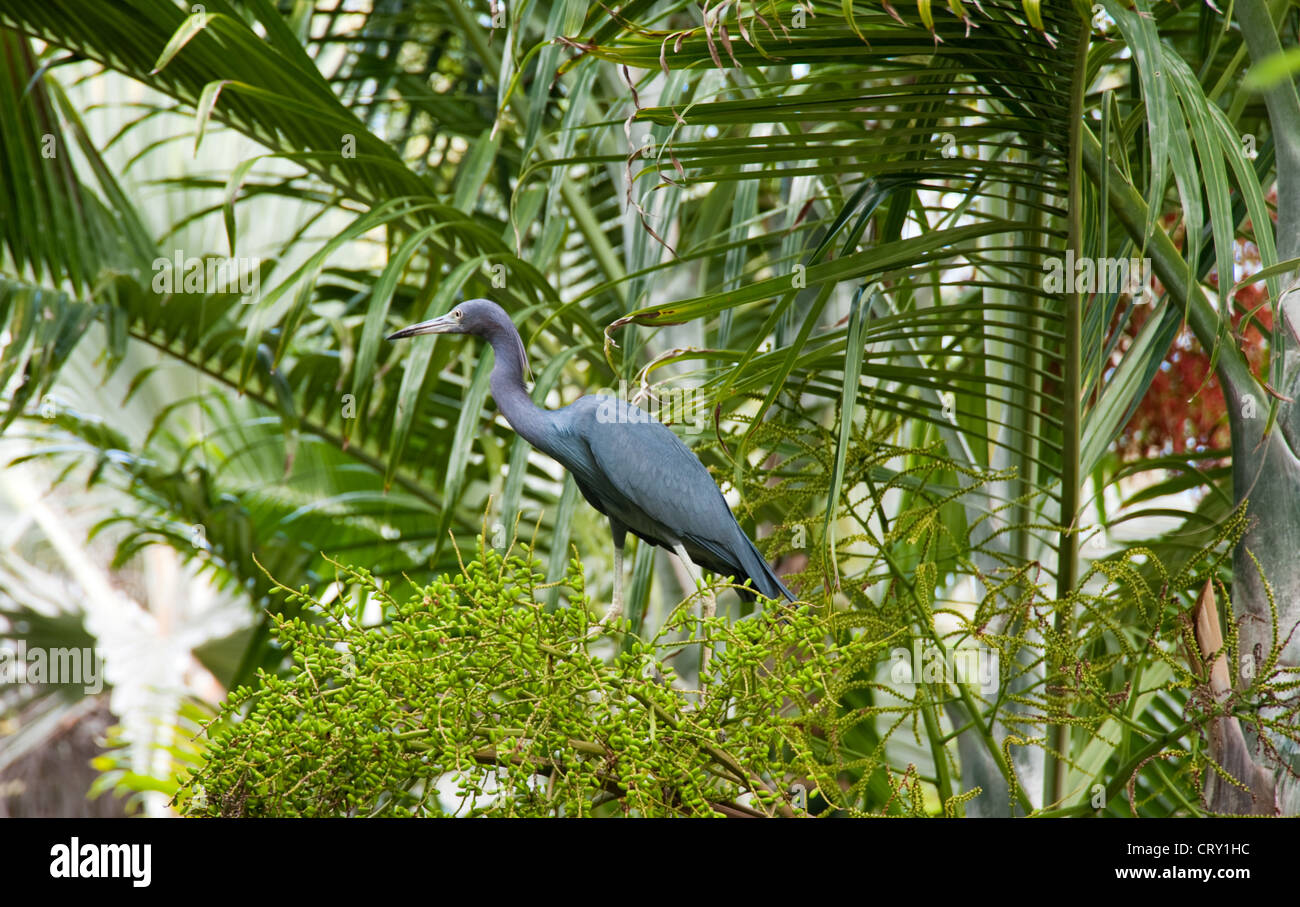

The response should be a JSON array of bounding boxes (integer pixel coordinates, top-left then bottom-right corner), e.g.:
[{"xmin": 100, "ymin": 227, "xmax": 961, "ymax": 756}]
[
  {"xmin": 736, "ymin": 533, "xmax": 796, "ymax": 602},
  {"xmin": 682, "ymin": 529, "xmax": 796, "ymax": 603}
]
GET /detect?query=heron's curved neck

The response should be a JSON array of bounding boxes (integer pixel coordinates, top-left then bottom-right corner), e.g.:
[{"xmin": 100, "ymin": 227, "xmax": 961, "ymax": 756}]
[{"xmin": 484, "ymin": 324, "xmax": 548, "ymax": 446}]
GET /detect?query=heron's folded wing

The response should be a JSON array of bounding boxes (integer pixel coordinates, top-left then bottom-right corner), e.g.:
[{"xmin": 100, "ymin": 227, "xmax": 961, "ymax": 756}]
[{"xmin": 575, "ymin": 408, "xmax": 741, "ymax": 547}]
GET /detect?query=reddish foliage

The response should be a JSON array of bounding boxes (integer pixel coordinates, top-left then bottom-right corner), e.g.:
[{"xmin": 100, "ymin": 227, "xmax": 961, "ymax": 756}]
[{"xmin": 1113, "ymin": 196, "xmax": 1276, "ymax": 460}]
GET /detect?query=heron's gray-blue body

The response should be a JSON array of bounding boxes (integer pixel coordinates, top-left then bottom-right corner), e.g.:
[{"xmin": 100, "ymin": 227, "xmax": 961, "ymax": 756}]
[{"xmin": 537, "ymin": 395, "xmax": 791, "ymax": 601}]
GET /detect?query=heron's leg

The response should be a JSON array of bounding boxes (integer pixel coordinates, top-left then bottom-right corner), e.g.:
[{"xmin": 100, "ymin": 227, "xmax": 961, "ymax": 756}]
[
  {"xmin": 671, "ymin": 543, "xmax": 717, "ymax": 680},
  {"xmin": 603, "ymin": 543, "xmax": 625, "ymax": 626},
  {"xmin": 671, "ymin": 544, "xmax": 715, "ymax": 620},
  {"xmin": 595, "ymin": 525, "xmax": 628, "ymax": 633}
]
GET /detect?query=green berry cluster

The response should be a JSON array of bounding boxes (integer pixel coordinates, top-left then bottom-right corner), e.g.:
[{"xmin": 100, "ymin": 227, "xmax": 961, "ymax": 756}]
[{"xmin": 179, "ymin": 538, "xmax": 902, "ymax": 817}]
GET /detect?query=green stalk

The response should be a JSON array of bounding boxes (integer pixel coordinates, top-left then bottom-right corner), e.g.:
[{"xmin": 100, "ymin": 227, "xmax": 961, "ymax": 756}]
[
  {"xmin": 1045, "ymin": 15, "xmax": 1091, "ymax": 810},
  {"xmin": 919, "ymin": 680, "xmax": 958, "ymax": 810},
  {"xmin": 1236, "ymin": 0, "xmax": 1300, "ymax": 263}
]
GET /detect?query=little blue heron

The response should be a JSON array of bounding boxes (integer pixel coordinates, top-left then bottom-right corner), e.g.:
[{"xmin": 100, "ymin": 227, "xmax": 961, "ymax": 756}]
[{"xmin": 387, "ymin": 299, "xmax": 795, "ymax": 631}]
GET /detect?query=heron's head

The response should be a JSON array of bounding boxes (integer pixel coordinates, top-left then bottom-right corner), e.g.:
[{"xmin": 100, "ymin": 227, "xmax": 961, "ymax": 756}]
[
  {"xmin": 385, "ymin": 298, "xmax": 504, "ymax": 341},
  {"xmin": 386, "ymin": 298, "xmax": 532, "ymax": 381}
]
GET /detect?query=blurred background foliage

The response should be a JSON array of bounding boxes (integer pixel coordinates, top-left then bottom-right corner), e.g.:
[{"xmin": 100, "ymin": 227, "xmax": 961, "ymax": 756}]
[{"xmin": 0, "ymin": 0, "xmax": 1296, "ymax": 816}]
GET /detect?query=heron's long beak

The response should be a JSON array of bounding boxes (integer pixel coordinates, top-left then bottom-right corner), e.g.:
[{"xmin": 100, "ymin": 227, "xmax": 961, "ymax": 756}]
[{"xmin": 386, "ymin": 314, "xmax": 459, "ymax": 341}]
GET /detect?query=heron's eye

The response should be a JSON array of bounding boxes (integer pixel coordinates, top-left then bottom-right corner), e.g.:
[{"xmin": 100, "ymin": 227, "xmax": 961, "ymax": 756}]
[{"xmin": 454, "ymin": 308, "xmax": 463, "ymax": 318}]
